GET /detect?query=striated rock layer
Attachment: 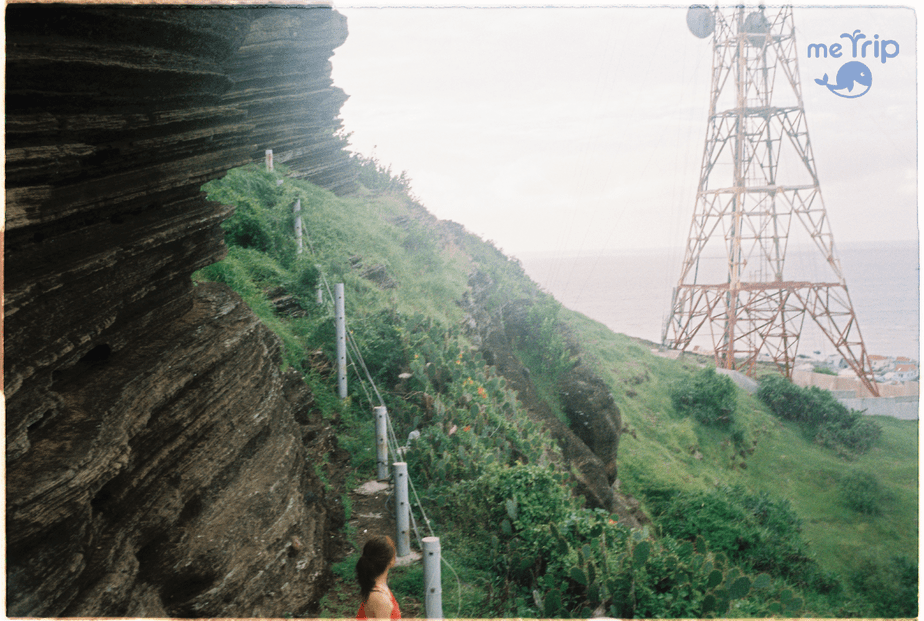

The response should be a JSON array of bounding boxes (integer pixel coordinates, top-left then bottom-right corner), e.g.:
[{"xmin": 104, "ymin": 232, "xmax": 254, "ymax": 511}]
[{"xmin": 5, "ymin": 5, "xmax": 352, "ymax": 616}]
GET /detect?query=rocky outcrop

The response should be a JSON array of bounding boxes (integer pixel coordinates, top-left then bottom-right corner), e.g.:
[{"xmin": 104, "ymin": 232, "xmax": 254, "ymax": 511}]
[
  {"xmin": 460, "ymin": 270, "xmax": 647, "ymax": 528},
  {"xmin": 5, "ymin": 5, "xmax": 352, "ymax": 616},
  {"xmin": 557, "ymin": 366, "xmax": 622, "ymax": 483},
  {"xmin": 221, "ymin": 8, "xmax": 355, "ymax": 192}
]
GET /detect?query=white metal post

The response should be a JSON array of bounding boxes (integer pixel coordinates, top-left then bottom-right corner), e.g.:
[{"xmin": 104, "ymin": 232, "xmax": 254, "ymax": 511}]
[
  {"xmin": 375, "ymin": 406, "xmax": 389, "ymax": 480},
  {"xmin": 335, "ymin": 283, "xmax": 347, "ymax": 399},
  {"xmin": 294, "ymin": 198, "xmax": 303, "ymax": 254},
  {"xmin": 316, "ymin": 265, "xmax": 323, "ymax": 305},
  {"xmin": 394, "ymin": 462, "xmax": 410, "ymax": 557},
  {"xmin": 265, "ymin": 149, "xmax": 273, "ymax": 171},
  {"xmin": 423, "ymin": 537, "xmax": 443, "ymax": 619}
]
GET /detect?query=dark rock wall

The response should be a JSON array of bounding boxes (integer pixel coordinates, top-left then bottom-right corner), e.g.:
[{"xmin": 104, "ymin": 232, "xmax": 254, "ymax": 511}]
[{"xmin": 5, "ymin": 5, "xmax": 352, "ymax": 616}]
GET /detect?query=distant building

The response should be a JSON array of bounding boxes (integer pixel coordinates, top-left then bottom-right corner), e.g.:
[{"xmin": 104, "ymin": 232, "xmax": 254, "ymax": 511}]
[
  {"xmin": 895, "ymin": 363, "xmax": 919, "ymax": 382},
  {"xmin": 869, "ymin": 355, "xmax": 891, "ymax": 372}
]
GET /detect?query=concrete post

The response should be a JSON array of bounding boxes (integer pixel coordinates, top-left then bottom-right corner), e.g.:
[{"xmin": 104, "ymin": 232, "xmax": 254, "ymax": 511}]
[
  {"xmin": 423, "ymin": 537, "xmax": 443, "ymax": 619},
  {"xmin": 394, "ymin": 462, "xmax": 410, "ymax": 557},
  {"xmin": 294, "ymin": 199, "xmax": 302, "ymax": 254},
  {"xmin": 265, "ymin": 149, "xmax": 273, "ymax": 171},
  {"xmin": 375, "ymin": 406, "xmax": 389, "ymax": 480},
  {"xmin": 335, "ymin": 283, "xmax": 347, "ymax": 399}
]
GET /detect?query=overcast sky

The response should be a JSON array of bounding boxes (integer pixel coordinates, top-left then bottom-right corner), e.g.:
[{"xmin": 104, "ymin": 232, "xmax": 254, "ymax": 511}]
[{"xmin": 330, "ymin": 3, "xmax": 917, "ymax": 259}]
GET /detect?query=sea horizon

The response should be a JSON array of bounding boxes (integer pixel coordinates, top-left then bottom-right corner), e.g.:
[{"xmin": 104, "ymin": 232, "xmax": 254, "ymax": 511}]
[{"xmin": 517, "ymin": 239, "xmax": 920, "ymax": 362}]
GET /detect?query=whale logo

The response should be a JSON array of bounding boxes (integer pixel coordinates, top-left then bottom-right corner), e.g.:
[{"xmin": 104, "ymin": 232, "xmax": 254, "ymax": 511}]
[{"xmin": 815, "ymin": 61, "xmax": 872, "ymax": 98}]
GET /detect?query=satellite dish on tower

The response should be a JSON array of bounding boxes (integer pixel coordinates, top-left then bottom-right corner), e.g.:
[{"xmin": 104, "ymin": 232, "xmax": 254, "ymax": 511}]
[
  {"xmin": 686, "ymin": 5, "xmax": 714, "ymax": 39},
  {"xmin": 744, "ymin": 10, "xmax": 770, "ymax": 46}
]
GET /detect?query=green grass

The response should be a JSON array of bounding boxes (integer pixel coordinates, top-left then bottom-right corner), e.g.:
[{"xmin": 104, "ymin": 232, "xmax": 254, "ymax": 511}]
[
  {"xmin": 197, "ymin": 163, "xmax": 917, "ymax": 617},
  {"xmin": 560, "ymin": 307, "xmax": 918, "ymax": 606}
]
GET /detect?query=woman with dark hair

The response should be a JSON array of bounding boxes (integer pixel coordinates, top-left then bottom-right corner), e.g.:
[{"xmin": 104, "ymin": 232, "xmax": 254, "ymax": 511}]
[{"xmin": 355, "ymin": 535, "xmax": 401, "ymax": 619}]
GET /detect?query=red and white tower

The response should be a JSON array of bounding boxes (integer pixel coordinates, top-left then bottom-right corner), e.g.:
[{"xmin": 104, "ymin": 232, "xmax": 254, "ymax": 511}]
[{"xmin": 662, "ymin": 6, "xmax": 878, "ymax": 396}]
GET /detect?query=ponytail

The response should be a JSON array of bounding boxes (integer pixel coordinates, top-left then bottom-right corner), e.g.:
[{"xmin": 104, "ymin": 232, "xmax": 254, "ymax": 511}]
[{"xmin": 356, "ymin": 535, "xmax": 396, "ymax": 602}]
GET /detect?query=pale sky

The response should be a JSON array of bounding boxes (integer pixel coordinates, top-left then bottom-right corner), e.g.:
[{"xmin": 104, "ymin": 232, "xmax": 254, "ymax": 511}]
[{"xmin": 330, "ymin": 3, "xmax": 917, "ymax": 258}]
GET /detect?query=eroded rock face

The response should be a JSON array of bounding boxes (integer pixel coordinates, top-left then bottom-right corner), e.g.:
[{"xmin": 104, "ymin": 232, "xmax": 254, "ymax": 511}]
[
  {"xmin": 460, "ymin": 270, "xmax": 647, "ymax": 528},
  {"xmin": 9, "ymin": 284, "xmax": 335, "ymax": 617},
  {"xmin": 5, "ymin": 5, "xmax": 352, "ymax": 616},
  {"xmin": 557, "ymin": 366, "xmax": 621, "ymax": 484}
]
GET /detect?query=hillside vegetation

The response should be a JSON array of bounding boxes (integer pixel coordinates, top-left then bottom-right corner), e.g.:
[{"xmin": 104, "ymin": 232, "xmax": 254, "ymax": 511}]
[{"xmin": 194, "ymin": 160, "xmax": 917, "ymax": 618}]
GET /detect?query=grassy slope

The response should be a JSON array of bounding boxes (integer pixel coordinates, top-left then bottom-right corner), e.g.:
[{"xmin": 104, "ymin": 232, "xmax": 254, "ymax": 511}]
[
  {"xmin": 563, "ymin": 308, "xmax": 918, "ymax": 584},
  {"xmin": 197, "ymin": 164, "xmax": 917, "ymax": 615}
]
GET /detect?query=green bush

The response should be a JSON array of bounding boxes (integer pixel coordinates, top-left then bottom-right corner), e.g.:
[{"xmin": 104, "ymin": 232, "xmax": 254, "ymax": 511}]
[
  {"xmin": 838, "ymin": 470, "xmax": 891, "ymax": 516},
  {"xmin": 814, "ymin": 409, "xmax": 882, "ymax": 457},
  {"xmin": 291, "ymin": 262, "xmax": 321, "ymax": 299},
  {"xmin": 671, "ymin": 367, "xmax": 737, "ymax": 428},
  {"xmin": 649, "ymin": 485, "xmax": 829, "ymax": 589},
  {"xmin": 536, "ymin": 512, "xmax": 794, "ymax": 618},
  {"xmin": 514, "ymin": 295, "xmax": 574, "ymax": 379},
  {"xmin": 203, "ymin": 164, "xmax": 303, "ymax": 264},
  {"xmin": 757, "ymin": 374, "xmax": 881, "ymax": 458},
  {"xmin": 349, "ymin": 152, "xmax": 415, "ymax": 196},
  {"xmin": 451, "ymin": 463, "xmax": 576, "ymax": 536},
  {"xmin": 849, "ymin": 555, "xmax": 919, "ymax": 617}
]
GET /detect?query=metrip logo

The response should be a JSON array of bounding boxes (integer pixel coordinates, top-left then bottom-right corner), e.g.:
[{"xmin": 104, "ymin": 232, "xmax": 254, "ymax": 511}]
[{"xmin": 807, "ymin": 29, "xmax": 900, "ymax": 99}]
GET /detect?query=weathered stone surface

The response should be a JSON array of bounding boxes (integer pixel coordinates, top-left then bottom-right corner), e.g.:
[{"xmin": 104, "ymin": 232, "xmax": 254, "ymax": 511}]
[
  {"xmin": 5, "ymin": 5, "xmax": 353, "ymax": 616},
  {"xmin": 8, "ymin": 284, "xmax": 335, "ymax": 617}
]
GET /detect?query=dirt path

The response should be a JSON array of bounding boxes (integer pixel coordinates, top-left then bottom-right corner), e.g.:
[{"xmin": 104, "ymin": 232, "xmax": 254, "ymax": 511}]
[{"xmin": 316, "ymin": 479, "xmax": 424, "ymax": 618}]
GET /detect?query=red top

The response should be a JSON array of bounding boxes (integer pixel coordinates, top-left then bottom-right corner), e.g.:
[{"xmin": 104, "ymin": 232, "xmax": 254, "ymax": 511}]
[{"xmin": 357, "ymin": 586, "xmax": 401, "ymax": 619}]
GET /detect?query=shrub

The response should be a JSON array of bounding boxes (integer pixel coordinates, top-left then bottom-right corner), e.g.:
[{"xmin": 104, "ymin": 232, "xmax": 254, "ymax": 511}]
[
  {"xmin": 815, "ymin": 410, "xmax": 882, "ymax": 457},
  {"xmin": 650, "ymin": 485, "xmax": 832, "ymax": 590},
  {"xmin": 514, "ymin": 296, "xmax": 574, "ymax": 378},
  {"xmin": 849, "ymin": 555, "xmax": 919, "ymax": 617},
  {"xmin": 291, "ymin": 262, "xmax": 321, "ymax": 300},
  {"xmin": 838, "ymin": 470, "xmax": 891, "ymax": 515},
  {"xmin": 203, "ymin": 164, "xmax": 301, "ymax": 263},
  {"xmin": 454, "ymin": 463, "xmax": 576, "ymax": 535},
  {"xmin": 757, "ymin": 374, "xmax": 836, "ymax": 425},
  {"xmin": 349, "ymin": 152, "xmax": 415, "ymax": 196},
  {"xmin": 757, "ymin": 374, "xmax": 882, "ymax": 458},
  {"xmin": 671, "ymin": 367, "xmax": 737, "ymax": 428}
]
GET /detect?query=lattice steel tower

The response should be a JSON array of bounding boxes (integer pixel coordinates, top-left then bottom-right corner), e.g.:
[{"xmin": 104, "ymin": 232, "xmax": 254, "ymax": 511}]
[{"xmin": 662, "ymin": 6, "xmax": 878, "ymax": 396}]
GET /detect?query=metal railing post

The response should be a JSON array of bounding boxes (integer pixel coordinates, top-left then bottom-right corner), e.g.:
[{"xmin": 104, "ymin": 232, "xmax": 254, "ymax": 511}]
[
  {"xmin": 294, "ymin": 198, "xmax": 303, "ymax": 254},
  {"xmin": 394, "ymin": 462, "xmax": 410, "ymax": 557},
  {"xmin": 423, "ymin": 537, "xmax": 443, "ymax": 619},
  {"xmin": 335, "ymin": 283, "xmax": 347, "ymax": 398},
  {"xmin": 375, "ymin": 406, "xmax": 389, "ymax": 480}
]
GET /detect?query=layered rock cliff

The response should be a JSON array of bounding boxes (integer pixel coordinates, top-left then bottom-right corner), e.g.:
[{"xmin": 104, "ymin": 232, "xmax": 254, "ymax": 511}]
[{"xmin": 5, "ymin": 5, "xmax": 352, "ymax": 616}]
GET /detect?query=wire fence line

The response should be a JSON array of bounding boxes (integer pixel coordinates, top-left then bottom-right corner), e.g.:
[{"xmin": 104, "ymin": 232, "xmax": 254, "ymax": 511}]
[{"xmin": 298, "ymin": 216, "xmax": 463, "ymax": 616}]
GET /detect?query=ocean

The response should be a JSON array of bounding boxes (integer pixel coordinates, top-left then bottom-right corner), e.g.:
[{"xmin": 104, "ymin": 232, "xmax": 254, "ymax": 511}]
[{"xmin": 517, "ymin": 240, "xmax": 920, "ymax": 362}]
